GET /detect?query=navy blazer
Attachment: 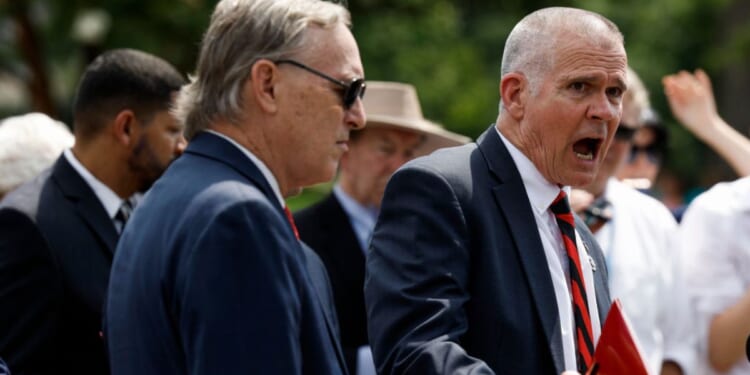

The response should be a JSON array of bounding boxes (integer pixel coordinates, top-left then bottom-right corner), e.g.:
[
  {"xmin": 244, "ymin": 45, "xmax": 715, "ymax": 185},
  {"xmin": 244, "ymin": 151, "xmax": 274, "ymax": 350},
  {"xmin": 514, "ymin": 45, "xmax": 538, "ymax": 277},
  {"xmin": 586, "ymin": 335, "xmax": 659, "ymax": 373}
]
[
  {"xmin": 0, "ymin": 155, "xmax": 117, "ymax": 375},
  {"xmin": 106, "ymin": 132, "xmax": 347, "ymax": 375},
  {"xmin": 295, "ymin": 193, "xmax": 369, "ymax": 375},
  {"xmin": 364, "ymin": 125, "xmax": 611, "ymax": 375}
]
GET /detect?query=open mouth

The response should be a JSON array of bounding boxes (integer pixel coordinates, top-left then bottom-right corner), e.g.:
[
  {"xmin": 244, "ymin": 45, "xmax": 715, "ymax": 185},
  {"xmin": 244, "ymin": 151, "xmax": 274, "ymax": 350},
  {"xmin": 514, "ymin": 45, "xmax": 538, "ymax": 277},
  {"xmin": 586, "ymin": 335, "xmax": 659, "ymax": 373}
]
[{"xmin": 572, "ymin": 138, "xmax": 602, "ymax": 161}]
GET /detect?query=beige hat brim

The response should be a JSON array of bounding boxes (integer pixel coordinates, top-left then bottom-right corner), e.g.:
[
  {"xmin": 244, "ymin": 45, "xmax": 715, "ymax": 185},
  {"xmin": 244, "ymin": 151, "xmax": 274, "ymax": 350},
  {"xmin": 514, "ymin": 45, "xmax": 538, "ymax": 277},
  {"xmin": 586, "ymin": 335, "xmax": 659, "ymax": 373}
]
[{"xmin": 366, "ymin": 114, "xmax": 471, "ymax": 156}]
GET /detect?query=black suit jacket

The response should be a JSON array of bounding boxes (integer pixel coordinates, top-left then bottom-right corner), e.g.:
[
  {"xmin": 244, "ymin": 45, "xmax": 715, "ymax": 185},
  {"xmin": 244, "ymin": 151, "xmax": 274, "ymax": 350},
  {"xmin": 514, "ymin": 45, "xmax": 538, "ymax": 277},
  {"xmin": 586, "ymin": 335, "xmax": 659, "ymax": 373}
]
[
  {"xmin": 364, "ymin": 126, "xmax": 611, "ymax": 375},
  {"xmin": 105, "ymin": 132, "xmax": 347, "ymax": 375},
  {"xmin": 295, "ymin": 193, "xmax": 368, "ymax": 375},
  {"xmin": 0, "ymin": 155, "xmax": 117, "ymax": 375}
]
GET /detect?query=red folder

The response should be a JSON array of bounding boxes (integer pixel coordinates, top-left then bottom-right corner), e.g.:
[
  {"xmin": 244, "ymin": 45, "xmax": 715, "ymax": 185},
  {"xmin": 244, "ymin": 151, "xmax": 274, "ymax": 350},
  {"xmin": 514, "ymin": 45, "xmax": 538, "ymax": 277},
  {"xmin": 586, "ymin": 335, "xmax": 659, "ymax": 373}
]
[{"xmin": 586, "ymin": 299, "xmax": 649, "ymax": 375}]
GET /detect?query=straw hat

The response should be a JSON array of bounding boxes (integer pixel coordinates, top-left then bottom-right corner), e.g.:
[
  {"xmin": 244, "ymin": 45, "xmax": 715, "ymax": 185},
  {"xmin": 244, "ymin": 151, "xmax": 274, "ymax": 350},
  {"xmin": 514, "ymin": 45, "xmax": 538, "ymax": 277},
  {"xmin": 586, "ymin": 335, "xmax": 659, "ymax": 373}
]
[{"xmin": 362, "ymin": 81, "xmax": 470, "ymax": 155}]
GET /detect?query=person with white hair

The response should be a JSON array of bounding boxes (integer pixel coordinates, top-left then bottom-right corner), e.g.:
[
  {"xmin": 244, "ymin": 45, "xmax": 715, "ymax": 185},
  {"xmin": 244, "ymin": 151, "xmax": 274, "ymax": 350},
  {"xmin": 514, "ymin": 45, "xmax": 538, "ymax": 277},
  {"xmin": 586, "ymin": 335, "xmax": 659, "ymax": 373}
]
[{"xmin": 0, "ymin": 112, "xmax": 74, "ymax": 199}]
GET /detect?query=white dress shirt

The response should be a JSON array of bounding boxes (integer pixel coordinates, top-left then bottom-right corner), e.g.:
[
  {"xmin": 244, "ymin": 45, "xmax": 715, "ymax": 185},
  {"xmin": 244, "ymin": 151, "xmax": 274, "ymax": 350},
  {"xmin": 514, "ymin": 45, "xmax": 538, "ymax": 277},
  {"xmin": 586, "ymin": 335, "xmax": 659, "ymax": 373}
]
[
  {"xmin": 63, "ymin": 149, "xmax": 128, "ymax": 232},
  {"xmin": 598, "ymin": 177, "xmax": 695, "ymax": 375},
  {"xmin": 679, "ymin": 176, "xmax": 750, "ymax": 375},
  {"xmin": 498, "ymin": 129, "xmax": 601, "ymax": 372}
]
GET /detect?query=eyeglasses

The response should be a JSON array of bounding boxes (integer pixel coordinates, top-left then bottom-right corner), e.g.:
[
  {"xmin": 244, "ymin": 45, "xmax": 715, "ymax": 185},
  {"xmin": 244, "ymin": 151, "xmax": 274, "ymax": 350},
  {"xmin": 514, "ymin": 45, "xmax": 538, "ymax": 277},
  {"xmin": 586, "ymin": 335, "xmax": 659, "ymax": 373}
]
[
  {"xmin": 627, "ymin": 143, "xmax": 664, "ymax": 164},
  {"xmin": 275, "ymin": 59, "xmax": 366, "ymax": 109},
  {"xmin": 614, "ymin": 124, "xmax": 636, "ymax": 142}
]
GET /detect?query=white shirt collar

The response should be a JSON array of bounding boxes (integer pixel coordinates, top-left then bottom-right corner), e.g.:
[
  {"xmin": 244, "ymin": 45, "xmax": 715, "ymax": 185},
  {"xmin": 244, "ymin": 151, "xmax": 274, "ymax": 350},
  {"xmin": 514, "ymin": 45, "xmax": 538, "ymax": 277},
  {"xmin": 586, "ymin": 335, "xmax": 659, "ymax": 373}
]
[
  {"xmin": 495, "ymin": 127, "xmax": 567, "ymax": 210},
  {"xmin": 204, "ymin": 130, "xmax": 285, "ymax": 208},
  {"xmin": 63, "ymin": 149, "xmax": 124, "ymax": 220}
]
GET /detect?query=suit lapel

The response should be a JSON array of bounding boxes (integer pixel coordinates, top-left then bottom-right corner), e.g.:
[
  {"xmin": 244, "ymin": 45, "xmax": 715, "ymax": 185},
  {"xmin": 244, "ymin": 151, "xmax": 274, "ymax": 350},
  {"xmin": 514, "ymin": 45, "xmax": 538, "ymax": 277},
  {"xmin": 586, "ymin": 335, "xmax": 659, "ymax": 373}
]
[
  {"xmin": 478, "ymin": 127, "xmax": 565, "ymax": 374},
  {"xmin": 51, "ymin": 156, "xmax": 118, "ymax": 254}
]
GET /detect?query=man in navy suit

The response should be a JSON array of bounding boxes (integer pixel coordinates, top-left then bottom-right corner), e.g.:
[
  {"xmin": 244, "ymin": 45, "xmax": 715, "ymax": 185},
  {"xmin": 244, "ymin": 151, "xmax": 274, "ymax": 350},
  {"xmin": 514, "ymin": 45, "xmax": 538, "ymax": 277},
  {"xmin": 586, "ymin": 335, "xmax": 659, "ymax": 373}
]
[
  {"xmin": 365, "ymin": 7, "xmax": 627, "ymax": 375},
  {"xmin": 295, "ymin": 81, "xmax": 469, "ymax": 375},
  {"xmin": 0, "ymin": 49, "xmax": 186, "ymax": 375},
  {"xmin": 105, "ymin": 0, "xmax": 366, "ymax": 374}
]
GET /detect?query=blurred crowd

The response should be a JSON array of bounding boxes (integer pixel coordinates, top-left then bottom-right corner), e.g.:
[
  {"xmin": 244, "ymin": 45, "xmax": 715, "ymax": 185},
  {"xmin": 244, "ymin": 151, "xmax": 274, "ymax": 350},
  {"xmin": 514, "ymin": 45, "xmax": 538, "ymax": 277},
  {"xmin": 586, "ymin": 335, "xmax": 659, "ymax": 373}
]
[{"xmin": 1, "ymin": 1, "xmax": 750, "ymax": 375}]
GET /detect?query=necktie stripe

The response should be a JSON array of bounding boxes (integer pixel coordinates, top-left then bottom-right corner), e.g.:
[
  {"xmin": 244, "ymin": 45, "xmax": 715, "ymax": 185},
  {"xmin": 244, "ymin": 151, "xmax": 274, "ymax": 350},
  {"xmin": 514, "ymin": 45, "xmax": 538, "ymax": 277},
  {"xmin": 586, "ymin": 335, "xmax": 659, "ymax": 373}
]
[
  {"xmin": 577, "ymin": 329, "xmax": 594, "ymax": 364},
  {"xmin": 575, "ymin": 312, "xmax": 595, "ymax": 353},
  {"xmin": 550, "ymin": 190, "xmax": 595, "ymax": 373}
]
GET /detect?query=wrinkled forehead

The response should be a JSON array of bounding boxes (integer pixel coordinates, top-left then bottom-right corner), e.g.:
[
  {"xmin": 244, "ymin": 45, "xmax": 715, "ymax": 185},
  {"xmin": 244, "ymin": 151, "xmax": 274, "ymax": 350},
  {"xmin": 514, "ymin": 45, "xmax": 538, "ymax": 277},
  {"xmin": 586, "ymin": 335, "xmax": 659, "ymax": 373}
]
[{"xmin": 552, "ymin": 38, "xmax": 627, "ymax": 81}]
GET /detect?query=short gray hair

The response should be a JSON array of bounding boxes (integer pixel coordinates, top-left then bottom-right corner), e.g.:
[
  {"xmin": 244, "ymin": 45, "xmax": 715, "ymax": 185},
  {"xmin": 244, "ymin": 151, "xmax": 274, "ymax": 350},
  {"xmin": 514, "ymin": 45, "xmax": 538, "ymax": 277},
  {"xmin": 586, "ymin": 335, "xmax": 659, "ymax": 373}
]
[
  {"xmin": 175, "ymin": 0, "xmax": 351, "ymax": 140},
  {"xmin": 623, "ymin": 66, "xmax": 650, "ymax": 126},
  {"xmin": 499, "ymin": 7, "xmax": 623, "ymax": 110},
  {"xmin": 0, "ymin": 113, "xmax": 74, "ymax": 196}
]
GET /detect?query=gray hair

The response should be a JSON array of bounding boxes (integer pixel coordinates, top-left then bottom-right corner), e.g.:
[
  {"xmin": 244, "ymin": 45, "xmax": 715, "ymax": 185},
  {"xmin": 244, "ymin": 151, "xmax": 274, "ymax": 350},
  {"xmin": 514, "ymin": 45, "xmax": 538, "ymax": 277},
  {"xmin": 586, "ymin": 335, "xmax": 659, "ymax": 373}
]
[
  {"xmin": 0, "ymin": 113, "xmax": 74, "ymax": 196},
  {"xmin": 175, "ymin": 0, "xmax": 351, "ymax": 140},
  {"xmin": 623, "ymin": 66, "xmax": 650, "ymax": 126},
  {"xmin": 499, "ymin": 7, "xmax": 624, "ymax": 111}
]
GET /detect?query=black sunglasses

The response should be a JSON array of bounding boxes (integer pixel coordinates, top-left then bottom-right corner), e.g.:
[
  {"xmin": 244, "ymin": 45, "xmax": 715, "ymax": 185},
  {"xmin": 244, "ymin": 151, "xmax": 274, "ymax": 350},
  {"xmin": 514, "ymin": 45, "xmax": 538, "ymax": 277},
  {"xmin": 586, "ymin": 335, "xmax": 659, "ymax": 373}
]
[
  {"xmin": 614, "ymin": 124, "xmax": 636, "ymax": 141},
  {"xmin": 275, "ymin": 59, "xmax": 366, "ymax": 109},
  {"xmin": 628, "ymin": 144, "xmax": 664, "ymax": 164}
]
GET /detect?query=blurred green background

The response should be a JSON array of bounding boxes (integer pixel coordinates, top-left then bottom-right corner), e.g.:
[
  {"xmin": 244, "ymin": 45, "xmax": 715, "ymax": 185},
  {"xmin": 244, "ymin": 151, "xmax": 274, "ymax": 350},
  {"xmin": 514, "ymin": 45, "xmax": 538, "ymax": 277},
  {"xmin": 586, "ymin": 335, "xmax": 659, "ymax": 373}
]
[{"xmin": 1, "ymin": 0, "xmax": 749, "ymax": 210}]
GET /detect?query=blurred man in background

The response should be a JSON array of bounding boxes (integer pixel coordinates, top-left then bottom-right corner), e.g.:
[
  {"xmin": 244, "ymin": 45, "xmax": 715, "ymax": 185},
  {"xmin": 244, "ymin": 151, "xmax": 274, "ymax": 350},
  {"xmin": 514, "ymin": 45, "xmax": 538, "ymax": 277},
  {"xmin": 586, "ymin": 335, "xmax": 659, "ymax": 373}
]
[
  {"xmin": 0, "ymin": 48, "xmax": 186, "ymax": 375},
  {"xmin": 295, "ymin": 81, "xmax": 469, "ymax": 375}
]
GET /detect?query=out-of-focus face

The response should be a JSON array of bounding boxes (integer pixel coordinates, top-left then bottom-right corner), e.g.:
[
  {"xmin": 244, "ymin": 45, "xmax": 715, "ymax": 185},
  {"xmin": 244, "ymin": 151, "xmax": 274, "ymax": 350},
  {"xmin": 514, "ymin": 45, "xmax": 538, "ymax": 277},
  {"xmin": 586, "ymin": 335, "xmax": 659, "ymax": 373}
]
[
  {"xmin": 616, "ymin": 126, "xmax": 661, "ymax": 184},
  {"xmin": 275, "ymin": 23, "xmax": 366, "ymax": 191},
  {"xmin": 129, "ymin": 109, "xmax": 186, "ymax": 192},
  {"xmin": 339, "ymin": 127, "xmax": 422, "ymax": 208},
  {"xmin": 515, "ymin": 32, "xmax": 627, "ymax": 187}
]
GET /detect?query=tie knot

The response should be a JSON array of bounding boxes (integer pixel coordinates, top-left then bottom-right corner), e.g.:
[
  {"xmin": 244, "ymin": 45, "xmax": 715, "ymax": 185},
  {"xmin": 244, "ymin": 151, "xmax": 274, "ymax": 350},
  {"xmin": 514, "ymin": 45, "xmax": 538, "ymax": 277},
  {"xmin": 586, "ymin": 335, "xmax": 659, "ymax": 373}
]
[
  {"xmin": 115, "ymin": 199, "xmax": 134, "ymax": 234},
  {"xmin": 549, "ymin": 190, "xmax": 572, "ymax": 216},
  {"xmin": 116, "ymin": 199, "xmax": 134, "ymax": 222}
]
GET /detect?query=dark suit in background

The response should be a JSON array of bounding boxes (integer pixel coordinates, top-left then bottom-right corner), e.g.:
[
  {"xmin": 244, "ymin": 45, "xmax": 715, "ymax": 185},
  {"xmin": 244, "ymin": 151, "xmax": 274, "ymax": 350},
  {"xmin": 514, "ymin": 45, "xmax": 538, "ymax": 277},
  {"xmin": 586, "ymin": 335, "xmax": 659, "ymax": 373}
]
[
  {"xmin": 295, "ymin": 194, "xmax": 368, "ymax": 375},
  {"xmin": 0, "ymin": 156, "xmax": 116, "ymax": 375}
]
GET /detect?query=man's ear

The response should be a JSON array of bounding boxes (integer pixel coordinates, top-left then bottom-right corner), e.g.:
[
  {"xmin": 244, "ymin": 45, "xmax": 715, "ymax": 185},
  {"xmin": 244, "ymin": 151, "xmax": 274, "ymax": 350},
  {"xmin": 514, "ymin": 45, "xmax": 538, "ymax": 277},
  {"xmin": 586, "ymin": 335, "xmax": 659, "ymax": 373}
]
[
  {"xmin": 112, "ymin": 110, "xmax": 137, "ymax": 146},
  {"xmin": 500, "ymin": 72, "xmax": 528, "ymax": 119},
  {"xmin": 249, "ymin": 59, "xmax": 279, "ymax": 114}
]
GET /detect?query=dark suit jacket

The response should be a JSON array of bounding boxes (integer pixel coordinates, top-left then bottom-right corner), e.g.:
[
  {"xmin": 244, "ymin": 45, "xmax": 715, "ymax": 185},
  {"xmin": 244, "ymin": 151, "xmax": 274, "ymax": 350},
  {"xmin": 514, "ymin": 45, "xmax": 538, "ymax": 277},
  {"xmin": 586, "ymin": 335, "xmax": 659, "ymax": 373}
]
[
  {"xmin": 0, "ymin": 155, "xmax": 118, "ymax": 375},
  {"xmin": 105, "ymin": 132, "xmax": 347, "ymax": 375},
  {"xmin": 364, "ymin": 126, "xmax": 611, "ymax": 375},
  {"xmin": 295, "ymin": 193, "xmax": 368, "ymax": 375}
]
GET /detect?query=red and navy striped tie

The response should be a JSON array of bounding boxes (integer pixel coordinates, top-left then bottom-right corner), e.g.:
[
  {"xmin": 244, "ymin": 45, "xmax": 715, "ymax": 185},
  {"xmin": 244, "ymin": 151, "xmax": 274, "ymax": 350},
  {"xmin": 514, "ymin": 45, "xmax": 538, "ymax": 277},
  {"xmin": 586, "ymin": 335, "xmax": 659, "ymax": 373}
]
[{"xmin": 550, "ymin": 190, "xmax": 595, "ymax": 373}]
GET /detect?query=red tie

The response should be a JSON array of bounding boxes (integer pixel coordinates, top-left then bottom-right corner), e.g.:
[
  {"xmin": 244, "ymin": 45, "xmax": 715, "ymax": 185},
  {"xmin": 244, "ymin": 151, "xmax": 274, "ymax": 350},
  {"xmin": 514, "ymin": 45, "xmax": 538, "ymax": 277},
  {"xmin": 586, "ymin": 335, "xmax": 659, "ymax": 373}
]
[
  {"xmin": 284, "ymin": 206, "xmax": 300, "ymax": 240},
  {"xmin": 550, "ymin": 191, "xmax": 595, "ymax": 373}
]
